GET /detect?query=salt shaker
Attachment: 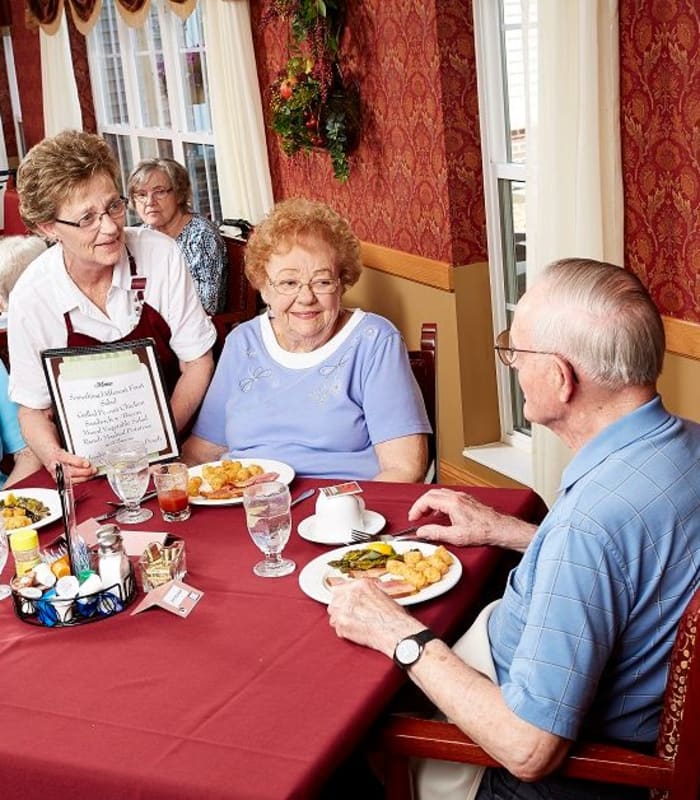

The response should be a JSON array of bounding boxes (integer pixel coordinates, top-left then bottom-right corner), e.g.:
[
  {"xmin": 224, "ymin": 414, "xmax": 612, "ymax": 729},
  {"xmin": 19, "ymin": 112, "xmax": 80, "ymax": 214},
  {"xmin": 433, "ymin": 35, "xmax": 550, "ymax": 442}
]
[{"xmin": 96, "ymin": 525, "xmax": 130, "ymax": 599}]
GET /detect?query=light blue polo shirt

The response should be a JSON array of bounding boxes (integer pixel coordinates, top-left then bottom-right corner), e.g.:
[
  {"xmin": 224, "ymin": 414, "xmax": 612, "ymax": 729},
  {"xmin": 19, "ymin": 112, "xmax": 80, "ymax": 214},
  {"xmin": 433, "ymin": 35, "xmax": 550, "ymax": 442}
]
[
  {"xmin": 489, "ymin": 396, "xmax": 700, "ymax": 742},
  {"xmin": 0, "ymin": 362, "xmax": 25, "ymax": 487}
]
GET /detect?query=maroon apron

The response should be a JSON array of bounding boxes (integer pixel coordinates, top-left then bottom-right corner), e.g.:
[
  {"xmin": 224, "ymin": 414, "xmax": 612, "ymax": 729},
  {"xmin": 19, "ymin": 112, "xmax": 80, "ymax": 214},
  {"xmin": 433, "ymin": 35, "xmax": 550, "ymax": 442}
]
[{"xmin": 63, "ymin": 250, "xmax": 181, "ymax": 394}]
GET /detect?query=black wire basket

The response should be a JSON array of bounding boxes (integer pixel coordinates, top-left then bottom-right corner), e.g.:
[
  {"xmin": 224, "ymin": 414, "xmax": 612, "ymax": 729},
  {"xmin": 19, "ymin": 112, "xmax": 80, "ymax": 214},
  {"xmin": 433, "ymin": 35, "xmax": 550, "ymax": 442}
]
[{"xmin": 11, "ymin": 564, "xmax": 137, "ymax": 628}]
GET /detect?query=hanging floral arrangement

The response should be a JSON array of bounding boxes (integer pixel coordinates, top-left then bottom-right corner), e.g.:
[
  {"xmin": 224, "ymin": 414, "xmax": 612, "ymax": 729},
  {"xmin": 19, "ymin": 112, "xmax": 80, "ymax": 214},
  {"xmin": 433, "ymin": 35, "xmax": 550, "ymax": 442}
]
[{"xmin": 263, "ymin": 0, "xmax": 360, "ymax": 183}]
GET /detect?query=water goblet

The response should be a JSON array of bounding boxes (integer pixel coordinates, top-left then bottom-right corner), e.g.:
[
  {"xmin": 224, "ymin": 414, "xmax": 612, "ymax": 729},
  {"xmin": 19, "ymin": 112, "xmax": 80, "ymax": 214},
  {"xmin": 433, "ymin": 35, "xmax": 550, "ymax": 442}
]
[
  {"xmin": 242, "ymin": 481, "xmax": 295, "ymax": 578},
  {"xmin": 0, "ymin": 521, "xmax": 11, "ymax": 600},
  {"xmin": 103, "ymin": 440, "xmax": 153, "ymax": 524}
]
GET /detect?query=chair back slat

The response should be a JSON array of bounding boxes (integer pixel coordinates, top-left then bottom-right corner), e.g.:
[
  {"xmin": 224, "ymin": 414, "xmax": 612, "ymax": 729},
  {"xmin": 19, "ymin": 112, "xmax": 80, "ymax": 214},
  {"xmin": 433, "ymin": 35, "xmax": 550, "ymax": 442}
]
[{"xmin": 408, "ymin": 323, "xmax": 437, "ymax": 482}]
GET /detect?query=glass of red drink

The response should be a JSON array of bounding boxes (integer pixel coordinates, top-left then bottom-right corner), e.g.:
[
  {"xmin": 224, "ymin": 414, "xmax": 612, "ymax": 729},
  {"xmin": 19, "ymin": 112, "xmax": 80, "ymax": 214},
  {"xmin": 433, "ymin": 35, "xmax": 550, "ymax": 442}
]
[{"xmin": 152, "ymin": 462, "xmax": 191, "ymax": 522}]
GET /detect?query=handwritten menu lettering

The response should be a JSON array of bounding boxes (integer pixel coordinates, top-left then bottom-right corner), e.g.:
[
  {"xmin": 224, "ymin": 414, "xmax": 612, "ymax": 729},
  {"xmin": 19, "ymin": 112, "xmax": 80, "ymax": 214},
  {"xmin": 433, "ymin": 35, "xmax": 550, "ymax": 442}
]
[{"xmin": 41, "ymin": 339, "xmax": 178, "ymax": 469}]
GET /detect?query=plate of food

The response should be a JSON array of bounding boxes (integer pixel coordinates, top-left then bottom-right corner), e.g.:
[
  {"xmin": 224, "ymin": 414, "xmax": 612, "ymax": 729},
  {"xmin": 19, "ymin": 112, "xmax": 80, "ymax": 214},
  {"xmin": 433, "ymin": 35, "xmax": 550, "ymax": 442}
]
[
  {"xmin": 0, "ymin": 489, "xmax": 62, "ymax": 531},
  {"xmin": 187, "ymin": 458, "xmax": 295, "ymax": 506},
  {"xmin": 298, "ymin": 541, "xmax": 462, "ymax": 606}
]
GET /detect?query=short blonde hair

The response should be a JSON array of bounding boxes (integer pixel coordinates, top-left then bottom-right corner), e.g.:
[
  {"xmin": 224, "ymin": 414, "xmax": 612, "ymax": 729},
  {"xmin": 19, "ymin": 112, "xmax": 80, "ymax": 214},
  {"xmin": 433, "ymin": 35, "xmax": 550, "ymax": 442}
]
[
  {"xmin": 244, "ymin": 198, "xmax": 362, "ymax": 291},
  {"xmin": 0, "ymin": 235, "xmax": 47, "ymax": 305},
  {"xmin": 16, "ymin": 130, "xmax": 121, "ymax": 231}
]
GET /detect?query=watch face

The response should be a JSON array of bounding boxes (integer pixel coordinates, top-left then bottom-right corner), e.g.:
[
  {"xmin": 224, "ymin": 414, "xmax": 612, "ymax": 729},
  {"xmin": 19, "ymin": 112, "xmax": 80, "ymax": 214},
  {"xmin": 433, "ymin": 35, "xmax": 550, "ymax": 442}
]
[{"xmin": 396, "ymin": 637, "xmax": 421, "ymax": 666}]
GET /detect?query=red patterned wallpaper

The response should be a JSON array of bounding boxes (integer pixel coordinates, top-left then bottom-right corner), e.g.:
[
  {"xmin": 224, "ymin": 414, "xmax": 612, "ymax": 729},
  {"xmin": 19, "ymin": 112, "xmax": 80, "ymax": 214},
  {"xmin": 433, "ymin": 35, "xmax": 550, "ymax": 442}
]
[
  {"xmin": 250, "ymin": 0, "xmax": 487, "ymax": 266},
  {"xmin": 620, "ymin": 0, "xmax": 700, "ymax": 322}
]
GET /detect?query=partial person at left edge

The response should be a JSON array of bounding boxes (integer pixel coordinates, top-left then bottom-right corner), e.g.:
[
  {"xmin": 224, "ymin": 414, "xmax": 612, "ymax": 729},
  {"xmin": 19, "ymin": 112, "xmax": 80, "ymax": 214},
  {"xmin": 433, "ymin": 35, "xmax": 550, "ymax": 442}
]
[
  {"xmin": 7, "ymin": 130, "xmax": 217, "ymax": 483},
  {"xmin": 0, "ymin": 361, "xmax": 41, "ymax": 488}
]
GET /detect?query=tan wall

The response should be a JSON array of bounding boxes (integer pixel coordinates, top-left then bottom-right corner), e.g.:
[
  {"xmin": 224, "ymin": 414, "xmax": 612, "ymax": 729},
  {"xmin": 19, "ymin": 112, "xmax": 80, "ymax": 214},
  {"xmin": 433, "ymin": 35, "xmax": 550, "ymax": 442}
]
[
  {"xmin": 658, "ymin": 353, "xmax": 700, "ymax": 423},
  {"xmin": 345, "ymin": 259, "xmax": 507, "ymax": 485}
]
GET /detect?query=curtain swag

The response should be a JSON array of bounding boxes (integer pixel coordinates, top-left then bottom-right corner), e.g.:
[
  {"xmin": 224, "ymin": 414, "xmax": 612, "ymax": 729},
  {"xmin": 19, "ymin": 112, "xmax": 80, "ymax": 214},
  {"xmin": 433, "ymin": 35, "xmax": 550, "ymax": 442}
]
[{"xmin": 26, "ymin": 0, "xmax": 196, "ymax": 35}]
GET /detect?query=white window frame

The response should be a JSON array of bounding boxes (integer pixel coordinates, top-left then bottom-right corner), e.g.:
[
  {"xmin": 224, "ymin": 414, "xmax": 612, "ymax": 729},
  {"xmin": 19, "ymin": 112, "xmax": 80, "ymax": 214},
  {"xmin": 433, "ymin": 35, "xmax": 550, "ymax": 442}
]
[
  {"xmin": 473, "ymin": 0, "xmax": 531, "ymax": 448},
  {"xmin": 86, "ymin": 0, "xmax": 220, "ymax": 219}
]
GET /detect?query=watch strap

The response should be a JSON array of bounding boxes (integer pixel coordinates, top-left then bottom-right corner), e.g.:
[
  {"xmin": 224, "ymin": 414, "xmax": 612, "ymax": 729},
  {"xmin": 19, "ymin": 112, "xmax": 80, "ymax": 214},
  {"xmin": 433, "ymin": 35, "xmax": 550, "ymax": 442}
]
[{"xmin": 393, "ymin": 628, "xmax": 438, "ymax": 669}]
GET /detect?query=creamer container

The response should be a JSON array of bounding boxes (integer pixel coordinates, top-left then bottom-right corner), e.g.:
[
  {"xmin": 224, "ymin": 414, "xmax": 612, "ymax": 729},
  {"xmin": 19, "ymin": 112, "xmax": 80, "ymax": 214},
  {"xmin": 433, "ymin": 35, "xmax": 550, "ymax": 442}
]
[{"xmin": 9, "ymin": 528, "xmax": 41, "ymax": 576}]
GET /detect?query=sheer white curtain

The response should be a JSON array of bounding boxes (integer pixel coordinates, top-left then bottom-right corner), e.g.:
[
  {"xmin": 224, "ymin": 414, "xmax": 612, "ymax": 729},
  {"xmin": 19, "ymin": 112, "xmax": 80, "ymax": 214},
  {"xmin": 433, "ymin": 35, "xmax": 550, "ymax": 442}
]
[
  {"xmin": 526, "ymin": 0, "xmax": 624, "ymax": 505},
  {"xmin": 203, "ymin": 0, "xmax": 273, "ymax": 224},
  {"xmin": 40, "ymin": 8, "xmax": 83, "ymax": 136}
]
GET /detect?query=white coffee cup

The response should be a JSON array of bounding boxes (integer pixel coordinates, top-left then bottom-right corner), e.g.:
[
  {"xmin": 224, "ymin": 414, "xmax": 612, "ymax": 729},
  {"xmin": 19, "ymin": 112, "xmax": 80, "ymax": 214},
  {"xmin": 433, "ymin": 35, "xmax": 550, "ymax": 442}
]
[{"xmin": 315, "ymin": 493, "xmax": 366, "ymax": 542}]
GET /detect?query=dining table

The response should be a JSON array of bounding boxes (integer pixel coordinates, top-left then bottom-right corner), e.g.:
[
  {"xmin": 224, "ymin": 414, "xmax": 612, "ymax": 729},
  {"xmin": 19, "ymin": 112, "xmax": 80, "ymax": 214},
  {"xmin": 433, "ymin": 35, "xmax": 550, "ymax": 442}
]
[{"xmin": 0, "ymin": 468, "xmax": 547, "ymax": 800}]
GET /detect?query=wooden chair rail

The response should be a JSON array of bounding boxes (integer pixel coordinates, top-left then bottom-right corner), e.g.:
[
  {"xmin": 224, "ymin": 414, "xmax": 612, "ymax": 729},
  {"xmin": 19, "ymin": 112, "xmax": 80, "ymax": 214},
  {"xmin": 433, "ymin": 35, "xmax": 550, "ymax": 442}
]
[{"xmin": 380, "ymin": 717, "xmax": 673, "ymax": 790}]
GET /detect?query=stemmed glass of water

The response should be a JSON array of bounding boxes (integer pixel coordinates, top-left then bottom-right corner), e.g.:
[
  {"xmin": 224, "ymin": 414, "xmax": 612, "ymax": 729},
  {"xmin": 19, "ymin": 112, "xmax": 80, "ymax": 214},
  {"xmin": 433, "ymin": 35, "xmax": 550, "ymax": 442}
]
[
  {"xmin": 103, "ymin": 440, "xmax": 153, "ymax": 524},
  {"xmin": 0, "ymin": 521, "xmax": 11, "ymax": 600},
  {"xmin": 242, "ymin": 481, "xmax": 295, "ymax": 578}
]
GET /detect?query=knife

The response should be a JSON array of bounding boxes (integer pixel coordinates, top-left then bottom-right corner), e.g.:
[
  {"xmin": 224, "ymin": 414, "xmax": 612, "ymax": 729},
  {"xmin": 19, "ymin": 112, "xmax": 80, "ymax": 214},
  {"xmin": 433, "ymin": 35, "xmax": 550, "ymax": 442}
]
[
  {"xmin": 95, "ymin": 490, "xmax": 158, "ymax": 523},
  {"xmin": 290, "ymin": 488, "xmax": 315, "ymax": 508}
]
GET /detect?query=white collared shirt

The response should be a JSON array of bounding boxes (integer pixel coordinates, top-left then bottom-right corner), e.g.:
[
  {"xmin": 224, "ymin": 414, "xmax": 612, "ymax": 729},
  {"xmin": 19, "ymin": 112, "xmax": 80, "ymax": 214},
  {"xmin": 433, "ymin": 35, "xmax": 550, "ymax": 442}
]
[{"xmin": 8, "ymin": 226, "xmax": 216, "ymax": 408}]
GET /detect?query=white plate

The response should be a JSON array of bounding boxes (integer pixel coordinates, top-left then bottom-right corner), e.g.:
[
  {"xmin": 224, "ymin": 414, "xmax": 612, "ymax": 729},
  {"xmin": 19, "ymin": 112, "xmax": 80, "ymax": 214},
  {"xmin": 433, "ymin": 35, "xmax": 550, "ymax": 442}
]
[
  {"xmin": 297, "ymin": 509, "xmax": 386, "ymax": 545},
  {"xmin": 298, "ymin": 541, "xmax": 462, "ymax": 606},
  {"xmin": 188, "ymin": 458, "xmax": 295, "ymax": 506},
  {"xmin": 0, "ymin": 488, "xmax": 62, "ymax": 531}
]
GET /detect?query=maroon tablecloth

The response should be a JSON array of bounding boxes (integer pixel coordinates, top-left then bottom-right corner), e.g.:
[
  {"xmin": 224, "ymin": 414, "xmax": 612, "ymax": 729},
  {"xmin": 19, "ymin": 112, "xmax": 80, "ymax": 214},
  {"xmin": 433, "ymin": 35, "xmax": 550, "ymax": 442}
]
[{"xmin": 0, "ymin": 472, "xmax": 546, "ymax": 800}]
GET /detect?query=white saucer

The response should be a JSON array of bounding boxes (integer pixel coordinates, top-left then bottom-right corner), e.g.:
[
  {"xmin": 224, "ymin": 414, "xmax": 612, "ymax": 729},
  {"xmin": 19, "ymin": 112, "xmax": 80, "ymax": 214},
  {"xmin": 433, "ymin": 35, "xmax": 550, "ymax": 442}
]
[{"xmin": 297, "ymin": 510, "xmax": 386, "ymax": 545}]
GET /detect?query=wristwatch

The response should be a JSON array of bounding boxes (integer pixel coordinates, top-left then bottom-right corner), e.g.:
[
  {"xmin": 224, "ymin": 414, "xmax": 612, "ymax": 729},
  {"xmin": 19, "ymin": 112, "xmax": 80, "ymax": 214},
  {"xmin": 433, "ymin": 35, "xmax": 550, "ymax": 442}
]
[{"xmin": 393, "ymin": 628, "xmax": 439, "ymax": 670}]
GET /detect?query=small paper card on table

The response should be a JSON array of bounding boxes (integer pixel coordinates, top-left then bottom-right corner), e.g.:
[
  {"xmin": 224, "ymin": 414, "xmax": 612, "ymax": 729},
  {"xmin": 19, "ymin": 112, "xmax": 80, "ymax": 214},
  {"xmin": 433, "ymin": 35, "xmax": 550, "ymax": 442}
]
[
  {"xmin": 319, "ymin": 481, "xmax": 363, "ymax": 498},
  {"xmin": 131, "ymin": 579, "xmax": 203, "ymax": 618}
]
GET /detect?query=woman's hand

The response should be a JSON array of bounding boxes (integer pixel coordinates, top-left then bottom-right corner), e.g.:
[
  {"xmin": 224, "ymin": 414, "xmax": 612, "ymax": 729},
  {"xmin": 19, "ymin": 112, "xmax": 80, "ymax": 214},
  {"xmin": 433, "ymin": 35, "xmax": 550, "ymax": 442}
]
[
  {"xmin": 46, "ymin": 448, "xmax": 97, "ymax": 484},
  {"xmin": 18, "ymin": 406, "xmax": 97, "ymax": 484},
  {"xmin": 407, "ymin": 488, "xmax": 537, "ymax": 552}
]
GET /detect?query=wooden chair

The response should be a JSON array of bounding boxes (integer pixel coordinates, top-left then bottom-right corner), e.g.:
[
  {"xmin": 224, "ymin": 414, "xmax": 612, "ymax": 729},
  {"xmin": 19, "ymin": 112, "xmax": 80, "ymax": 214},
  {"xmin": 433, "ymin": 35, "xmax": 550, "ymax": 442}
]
[
  {"xmin": 408, "ymin": 323, "xmax": 438, "ymax": 483},
  {"xmin": 212, "ymin": 222, "xmax": 260, "ymax": 357},
  {"xmin": 378, "ymin": 583, "xmax": 700, "ymax": 800}
]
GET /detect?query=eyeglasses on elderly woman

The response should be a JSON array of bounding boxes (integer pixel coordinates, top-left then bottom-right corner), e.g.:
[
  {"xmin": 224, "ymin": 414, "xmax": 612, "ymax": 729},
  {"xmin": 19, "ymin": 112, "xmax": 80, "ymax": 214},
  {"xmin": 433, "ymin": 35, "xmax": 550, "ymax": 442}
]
[
  {"xmin": 54, "ymin": 197, "xmax": 128, "ymax": 231},
  {"xmin": 494, "ymin": 329, "xmax": 579, "ymax": 382},
  {"xmin": 132, "ymin": 187, "xmax": 174, "ymax": 204},
  {"xmin": 268, "ymin": 277, "xmax": 340, "ymax": 296}
]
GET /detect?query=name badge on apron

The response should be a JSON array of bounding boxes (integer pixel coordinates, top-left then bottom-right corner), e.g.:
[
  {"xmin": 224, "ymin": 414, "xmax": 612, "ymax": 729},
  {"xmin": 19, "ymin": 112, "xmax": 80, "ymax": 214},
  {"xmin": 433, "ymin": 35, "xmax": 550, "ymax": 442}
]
[{"xmin": 129, "ymin": 276, "xmax": 148, "ymax": 326}]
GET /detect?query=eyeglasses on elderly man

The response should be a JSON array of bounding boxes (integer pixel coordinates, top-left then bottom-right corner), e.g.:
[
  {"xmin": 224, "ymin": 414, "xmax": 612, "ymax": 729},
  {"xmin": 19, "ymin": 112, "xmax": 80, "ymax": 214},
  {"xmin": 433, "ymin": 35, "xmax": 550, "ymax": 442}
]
[{"xmin": 494, "ymin": 328, "xmax": 579, "ymax": 383}]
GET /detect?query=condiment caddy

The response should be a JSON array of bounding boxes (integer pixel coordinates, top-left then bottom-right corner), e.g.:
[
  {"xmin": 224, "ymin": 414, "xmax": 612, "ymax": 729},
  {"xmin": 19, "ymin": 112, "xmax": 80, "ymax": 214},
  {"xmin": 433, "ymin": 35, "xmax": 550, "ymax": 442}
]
[{"xmin": 10, "ymin": 523, "xmax": 137, "ymax": 628}]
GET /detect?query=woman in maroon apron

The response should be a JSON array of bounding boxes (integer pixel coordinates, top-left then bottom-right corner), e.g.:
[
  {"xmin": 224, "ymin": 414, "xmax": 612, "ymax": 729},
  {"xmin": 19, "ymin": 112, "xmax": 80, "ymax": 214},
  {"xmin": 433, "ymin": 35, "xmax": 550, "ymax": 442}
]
[{"xmin": 7, "ymin": 131, "xmax": 216, "ymax": 482}]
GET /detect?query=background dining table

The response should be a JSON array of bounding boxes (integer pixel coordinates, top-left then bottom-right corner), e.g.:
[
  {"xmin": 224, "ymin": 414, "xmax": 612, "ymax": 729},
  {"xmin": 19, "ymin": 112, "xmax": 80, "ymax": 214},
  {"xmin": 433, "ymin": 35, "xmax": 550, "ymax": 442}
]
[{"xmin": 0, "ymin": 468, "xmax": 547, "ymax": 800}]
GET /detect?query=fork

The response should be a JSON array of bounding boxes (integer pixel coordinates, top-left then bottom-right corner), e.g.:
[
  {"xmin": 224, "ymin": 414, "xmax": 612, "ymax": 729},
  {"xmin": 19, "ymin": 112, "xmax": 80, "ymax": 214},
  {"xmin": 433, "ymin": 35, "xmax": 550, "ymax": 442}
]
[{"xmin": 349, "ymin": 525, "xmax": 419, "ymax": 544}]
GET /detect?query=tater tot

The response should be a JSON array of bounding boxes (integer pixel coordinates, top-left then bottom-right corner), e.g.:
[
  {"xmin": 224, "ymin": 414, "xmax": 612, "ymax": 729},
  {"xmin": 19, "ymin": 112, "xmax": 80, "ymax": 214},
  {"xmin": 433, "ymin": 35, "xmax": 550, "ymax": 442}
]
[
  {"xmin": 404, "ymin": 568, "xmax": 428, "ymax": 590},
  {"xmin": 188, "ymin": 476, "xmax": 203, "ymax": 497},
  {"xmin": 434, "ymin": 546, "xmax": 453, "ymax": 565},
  {"xmin": 427, "ymin": 555, "xmax": 450, "ymax": 574},
  {"xmin": 403, "ymin": 549, "xmax": 423, "ymax": 567},
  {"xmin": 386, "ymin": 559, "xmax": 407, "ymax": 576},
  {"xmin": 423, "ymin": 566, "xmax": 442, "ymax": 584}
]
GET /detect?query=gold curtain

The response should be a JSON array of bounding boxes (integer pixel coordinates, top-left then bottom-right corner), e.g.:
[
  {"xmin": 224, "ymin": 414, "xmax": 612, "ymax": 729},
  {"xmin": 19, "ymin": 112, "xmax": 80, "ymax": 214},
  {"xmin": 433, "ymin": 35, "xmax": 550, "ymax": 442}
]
[{"xmin": 26, "ymin": 0, "xmax": 196, "ymax": 35}]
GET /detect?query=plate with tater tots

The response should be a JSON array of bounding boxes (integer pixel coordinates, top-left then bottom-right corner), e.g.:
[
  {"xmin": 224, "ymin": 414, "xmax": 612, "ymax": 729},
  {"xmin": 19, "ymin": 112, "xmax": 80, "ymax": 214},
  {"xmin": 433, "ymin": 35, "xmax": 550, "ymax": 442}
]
[
  {"xmin": 0, "ymin": 489, "xmax": 61, "ymax": 531},
  {"xmin": 299, "ymin": 541, "xmax": 462, "ymax": 606},
  {"xmin": 187, "ymin": 458, "xmax": 295, "ymax": 506}
]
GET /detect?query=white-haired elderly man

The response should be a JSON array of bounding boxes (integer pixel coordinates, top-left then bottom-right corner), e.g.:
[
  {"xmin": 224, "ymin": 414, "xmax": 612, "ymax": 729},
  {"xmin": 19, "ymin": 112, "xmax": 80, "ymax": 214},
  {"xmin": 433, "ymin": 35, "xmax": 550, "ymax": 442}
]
[{"xmin": 328, "ymin": 258, "xmax": 700, "ymax": 800}]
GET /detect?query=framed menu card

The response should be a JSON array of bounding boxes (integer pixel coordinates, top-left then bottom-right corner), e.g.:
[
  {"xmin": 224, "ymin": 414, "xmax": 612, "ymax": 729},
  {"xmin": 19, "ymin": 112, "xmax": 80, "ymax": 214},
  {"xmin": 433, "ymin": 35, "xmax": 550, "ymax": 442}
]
[{"xmin": 41, "ymin": 338, "xmax": 178, "ymax": 470}]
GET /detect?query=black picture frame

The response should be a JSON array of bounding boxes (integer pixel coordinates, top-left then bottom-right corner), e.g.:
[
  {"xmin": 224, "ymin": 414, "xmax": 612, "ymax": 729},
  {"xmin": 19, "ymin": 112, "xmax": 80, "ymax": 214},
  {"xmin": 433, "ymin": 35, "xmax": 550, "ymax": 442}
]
[{"xmin": 41, "ymin": 338, "xmax": 179, "ymax": 470}]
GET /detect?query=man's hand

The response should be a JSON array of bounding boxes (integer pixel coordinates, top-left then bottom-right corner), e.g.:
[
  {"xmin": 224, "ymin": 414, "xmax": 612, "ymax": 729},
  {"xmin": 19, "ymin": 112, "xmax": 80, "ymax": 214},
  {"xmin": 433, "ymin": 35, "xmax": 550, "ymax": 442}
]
[
  {"xmin": 407, "ymin": 488, "xmax": 538, "ymax": 552},
  {"xmin": 328, "ymin": 579, "xmax": 425, "ymax": 658}
]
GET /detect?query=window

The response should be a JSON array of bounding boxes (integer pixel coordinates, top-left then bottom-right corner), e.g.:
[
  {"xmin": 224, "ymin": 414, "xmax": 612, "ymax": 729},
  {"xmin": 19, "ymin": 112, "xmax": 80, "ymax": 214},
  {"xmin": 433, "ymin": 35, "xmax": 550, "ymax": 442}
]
[
  {"xmin": 87, "ymin": 0, "xmax": 221, "ymax": 222},
  {"xmin": 473, "ymin": 0, "xmax": 537, "ymax": 446}
]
